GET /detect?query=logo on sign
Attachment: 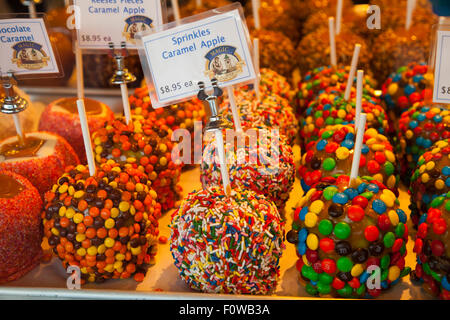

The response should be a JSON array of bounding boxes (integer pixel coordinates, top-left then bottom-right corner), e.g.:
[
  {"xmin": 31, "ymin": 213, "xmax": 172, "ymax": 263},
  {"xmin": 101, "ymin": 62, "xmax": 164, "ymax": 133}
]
[
  {"xmin": 204, "ymin": 45, "xmax": 244, "ymax": 82},
  {"xmin": 11, "ymin": 41, "xmax": 50, "ymax": 70},
  {"xmin": 123, "ymin": 15, "xmax": 154, "ymax": 44}
]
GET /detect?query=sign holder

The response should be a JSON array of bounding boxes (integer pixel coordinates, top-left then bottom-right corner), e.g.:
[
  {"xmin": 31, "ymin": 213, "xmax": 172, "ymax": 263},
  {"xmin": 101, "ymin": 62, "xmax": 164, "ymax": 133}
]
[
  {"xmin": 0, "ymin": 72, "xmax": 28, "ymax": 143},
  {"xmin": 109, "ymin": 41, "xmax": 136, "ymax": 125},
  {"xmin": 429, "ymin": 19, "xmax": 450, "ymax": 104},
  {"xmin": 197, "ymin": 78, "xmax": 232, "ymax": 196}
]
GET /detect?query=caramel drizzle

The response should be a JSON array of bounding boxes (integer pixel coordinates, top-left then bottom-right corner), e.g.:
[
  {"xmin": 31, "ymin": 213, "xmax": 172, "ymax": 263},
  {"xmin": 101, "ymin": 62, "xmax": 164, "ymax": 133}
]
[
  {"xmin": 0, "ymin": 174, "xmax": 24, "ymax": 198},
  {"xmin": 0, "ymin": 136, "xmax": 44, "ymax": 160},
  {"xmin": 57, "ymin": 97, "xmax": 102, "ymax": 115}
]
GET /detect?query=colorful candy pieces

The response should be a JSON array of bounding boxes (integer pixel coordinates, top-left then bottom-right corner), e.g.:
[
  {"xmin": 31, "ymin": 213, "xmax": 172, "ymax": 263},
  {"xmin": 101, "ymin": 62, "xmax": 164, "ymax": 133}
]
[
  {"xmin": 91, "ymin": 117, "xmax": 182, "ymax": 211},
  {"xmin": 42, "ymin": 162, "xmax": 161, "ymax": 284},
  {"xmin": 398, "ymin": 104, "xmax": 450, "ymax": 184},
  {"xmin": 170, "ymin": 186, "xmax": 284, "ymax": 294},
  {"xmin": 200, "ymin": 128, "xmax": 295, "ymax": 214},
  {"xmin": 301, "ymin": 92, "xmax": 389, "ymax": 146},
  {"xmin": 288, "ymin": 176, "xmax": 409, "ymax": 298},
  {"xmin": 296, "ymin": 65, "xmax": 378, "ymax": 119},
  {"xmin": 299, "ymin": 125, "xmax": 398, "ymax": 192},
  {"xmin": 220, "ymin": 90, "xmax": 299, "ymax": 145},
  {"xmin": 382, "ymin": 62, "xmax": 433, "ymax": 120},
  {"xmin": 411, "ymin": 191, "xmax": 450, "ymax": 300},
  {"xmin": 410, "ymin": 139, "xmax": 450, "ymax": 228}
]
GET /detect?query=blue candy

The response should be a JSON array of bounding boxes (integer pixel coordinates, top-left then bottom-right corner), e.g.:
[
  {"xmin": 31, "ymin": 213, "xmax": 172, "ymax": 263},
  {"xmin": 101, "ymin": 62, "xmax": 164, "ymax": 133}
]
[
  {"xmin": 357, "ymin": 182, "xmax": 368, "ymax": 193},
  {"xmin": 362, "ymin": 145, "xmax": 370, "ymax": 155},
  {"xmin": 409, "ymin": 120, "xmax": 419, "ymax": 129},
  {"xmin": 367, "ymin": 183, "xmax": 379, "ymax": 193},
  {"xmin": 442, "ymin": 275, "xmax": 450, "ymax": 291},
  {"xmin": 396, "ymin": 209, "xmax": 407, "ymax": 224},
  {"xmin": 342, "ymin": 139, "xmax": 354, "ymax": 149},
  {"xmin": 297, "ymin": 242, "xmax": 306, "ymax": 255},
  {"xmin": 332, "ymin": 193, "xmax": 349, "ymax": 204},
  {"xmin": 300, "ymin": 207, "xmax": 308, "ymax": 221},
  {"xmin": 316, "ymin": 139, "xmax": 328, "ymax": 151},
  {"xmin": 344, "ymin": 188, "xmax": 358, "ymax": 200},
  {"xmin": 298, "ymin": 228, "xmax": 308, "ymax": 243},
  {"xmin": 443, "ymin": 166, "xmax": 450, "ymax": 176},
  {"xmin": 372, "ymin": 199, "xmax": 387, "ymax": 214}
]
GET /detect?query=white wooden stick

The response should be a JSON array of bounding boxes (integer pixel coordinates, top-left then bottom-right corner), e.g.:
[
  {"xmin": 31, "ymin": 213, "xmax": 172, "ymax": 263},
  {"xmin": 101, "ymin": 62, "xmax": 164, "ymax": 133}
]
[
  {"xmin": 171, "ymin": 0, "xmax": 181, "ymax": 23},
  {"xmin": 120, "ymin": 83, "xmax": 132, "ymax": 124},
  {"xmin": 215, "ymin": 130, "xmax": 231, "ymax": 196},
  {"xmin": 28, "ymin": 1, "xmax": 37, "ymax": 19},
  {"xmin": 406, "ymin": 0, "xmax": 416, "ymax": 30},
  {"xmin": 350, "ymin": 113, "xmax": 367, "ymax": 184},
  {"xmin": 12, "ymin": 113, "xmax": 24, "ymax": 142},
  {"xmin": 75, "ymin": 40, "xmax": 85, "ymax": 100},
  {"xmin": 227, "ymin": 87, "xmax": 242, "ymax": 133},
  {"xmin": 253, "ymin": 38, "xmax": 260, "ymax": 101},
  {"xmin": 252, "ymin": 0, "xmax": 261, "ymax": 30},
  {"xmin": 196, "ymin": 0, "xmax": 202, "ymax": 8},
  {"xmin": 344, "ymin": 44, "xmax": 361, "ymax": 101},
  {"xmin": 336, "ymin": 0, "xmax": 343, "ymax": 35},
  {"xmin": 76, "ymin": 99, "xmax": 96, "ymax": 176},
  {"xmin": 355, "ymin": 70, "xmax": 364, "ymax": 133},
  {"xmin": 328, "ymin": 17, "xmax": 337, "ymax": 67}
]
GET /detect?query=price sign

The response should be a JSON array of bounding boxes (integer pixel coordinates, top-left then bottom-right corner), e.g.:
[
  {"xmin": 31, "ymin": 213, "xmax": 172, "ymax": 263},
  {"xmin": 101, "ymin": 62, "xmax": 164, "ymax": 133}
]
[
  {"xmin": 139, "ymin": 7, "xmax": 256, "ymax": 108},
  {"xmin": 433, "ymin": 30, "xmax": 450, "ymax": 103},
  {"xmin": 73, "ymin": 0, "xmax": 163, "ymax": 49},
  {"xmin": 0, "ymin": 18, "xmax": 60, "ymax": 76}
]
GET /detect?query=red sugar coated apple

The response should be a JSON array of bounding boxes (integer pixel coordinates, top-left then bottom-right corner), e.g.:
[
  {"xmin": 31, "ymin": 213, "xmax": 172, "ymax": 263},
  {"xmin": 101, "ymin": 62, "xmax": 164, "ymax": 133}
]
[
  {"xmin": 39, "ymin": 97, "xmax": 114, "ymax": 163},
  {"xmin": 0, "ymin": 170, "xmax": 43, "ymax": 284},
  {"xmin": 0, "ymin": 131, "xmax": 80, "ymax": 196}
]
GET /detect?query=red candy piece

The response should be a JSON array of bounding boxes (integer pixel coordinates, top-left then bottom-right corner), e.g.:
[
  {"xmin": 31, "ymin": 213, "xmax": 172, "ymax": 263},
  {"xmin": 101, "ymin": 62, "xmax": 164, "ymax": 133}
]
[
  {"xmin": 364, "ymin": 225, "xmax": 380, "ymax": 242},
  {"xmin": 332, "ymin": 277, "xmax": 345, "ymax": 290},
  {"xmin": 348, "ymin": 205, "xmax": 365, "ymax": 222},
  {"xmin": 431, "ymin": 240, "xmax": 445, "ymax": 257},
  {"xmin": 433, "ymin": 218, "xmax": 447, "ymax": 235},
  {"xmin": 367, "ymin": 160, "xmax": 381, "ymax": 174},
  {"xmin": 321, "ymin": 259, "xmax": 336, "ymax": 274},
  {"xmin": 319, "ymin": 238, "xmax": 335, "ymax": 253},
  {"xmin": 352, "ymin": 195, "xmax": 369, "ymax": 208},
  {"xmin": 377, "ymin": 214, "xmax": 391, "ymax": 231}
]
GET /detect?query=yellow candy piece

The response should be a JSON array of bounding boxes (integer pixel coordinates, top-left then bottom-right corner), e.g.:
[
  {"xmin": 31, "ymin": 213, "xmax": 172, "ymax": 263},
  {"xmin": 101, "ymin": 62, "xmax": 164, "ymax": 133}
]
[
  {"xmin": 76, "ymin": 233, "xmax": 86, "ymax": 242},
  {"xmin": 435, "ymin": 179, "xmax": 445, "ymax": 190},
  {"xmin": 405, "ymin": 130, "xmax": 414, "ymax": 139},
  {"xmin": 306, "ymin": 233, "xmax": 319, "ymax": 250},
  {"xmin": 77, "ymin": 248, "xmax": 86, "ymax": 257},
  {"xmin": 305, "ymin": 212, "xmax": 318, "ymax": 228},
  {"xmin": 388, "ymin": 210, "xmax": 399, "ymax": 226},
  {"xmin": 351, "ymin": 264, "xmax": 364, "ymax": 277},
  {"xmin": 66, "ymin": 207, "xmax": 75, "ymax": 219},
  {"xmin": 371, "ymin": 144, "xmax": 385, "ymax": 151},
  {"xmin": 87, "ymin": 246, "xmax": 97, "ymax": 256},
  {"xmin": 380, "ymin": 194, "xmax": 394, "ymax": 208},
  {"xmin": 105, "ymin": 218, "xmax": 115, "ymax": 229},
  {"xmin": 387, "ymin": 175, "xmax": 397, "ymax": 189},
  {"xmin": 373, "ymin": 174, "xmax": 383, "ymax": 183},
  {"xmin": 104, "ymin": 237, "xmax": 115, "ymax": 248},
  {"xmin": 385, "ymin": 150, "xmax": 396, "ymax": 163},
  {"xmin": 73, "ymin": 213, "xmax": 84, "ymax": 224},
  {"xmin": 388, "ymin": 266, "xmax": 401, "ymax": 282},
  {"xmin": 421, "ymin": 173, "xmax": 430, "ymax": 183},
  {"xmin": 426, "ymin": 161, "xmax": 435, "ymax": 171},
  {"xmin": 310, "ymin": 200, "xmax": 324, "ymax": 214},
  {"xmin": 119, "ymin": 201, "xmax": 130, "ymax": 212},
  {"xmin": 337, "ymin": 109, "xmax": 347, "ymax": 119},
  {"xmin": 336, "ymin": 147, "xmax": 350, "ymax": 160},
  {"xmin": 388, "ymin": 83, "xmax": 398, "ymax": 95}
]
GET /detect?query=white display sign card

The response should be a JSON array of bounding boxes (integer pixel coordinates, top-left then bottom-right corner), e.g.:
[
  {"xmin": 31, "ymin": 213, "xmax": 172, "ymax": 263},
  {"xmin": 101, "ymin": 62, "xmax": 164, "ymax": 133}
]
[
  {"xmin": 139, "ymin": 7, "xmax": 256, "ymax": 108},
  {"xmin": 0, "ymin": 18, "xmax": 60, "ymax": 76}
]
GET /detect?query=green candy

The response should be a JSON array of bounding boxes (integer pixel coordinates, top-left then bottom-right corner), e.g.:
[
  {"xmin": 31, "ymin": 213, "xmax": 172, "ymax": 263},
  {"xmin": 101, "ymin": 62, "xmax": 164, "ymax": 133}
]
[
  {"xmin": 397, "ymin": 66, "xmax": 407, "ymax": 73},
  {"xmin": 431, "ymin": 196, "xmax": 445, "ymax": 208},
  {"xmin": 314, "ymin": 110, "xmax": 323, "ymax": 118},
  {"xmin": 325, "ymin": 117, "xmax": 334, "ymax": 125},
  {"xmin": 313, "ymin": 79, "xmax": 321, "ymax": 87},
  {"xmin": 395, "ymin": 223, "xmax": 405, "ymax": 238},
  {"xmin": 411, "ymin": 145, "xmax": 419, "ymax": 155},
  {"xmin": 323, "ymin": 158, "xmax": 336, "ymax": 171},
  {"xmin": 337, "ymin": 257, "xmax": 353, "ymax": 272},
  {"xmin": 423, "ymin": 262, "xmax": 431, "ymax": 275},
  {"xmin": 356, "ymin": 284, "xmax": 366, "ymax": 296},
  {"xmin": 318, "ymin": 219, "xmax": 333, "ymax": 236},
  {"xmin": 381, "ymin": 269, "xmax": 388, "ymax": 281},
  {"xmin": 431, "ymin": 270, "xmax": 442, "ymax": 283},
  {"xmin": 337, "ymin": 284, "xmax": 353, "ymax": 298},
  {"xmin": 400, "ymin": 243, "xmax": 407, "ymax": 256},
  {"xmin": 361, "ymin": 191, "xmax": 374, "ymax": 200},
  {"xmin": 302, "ymin": 265, "xmax": 319, "ymax": 282},
  {"xmin": 381, "ymin": 255, "xmax": 390, "ymax": 270},
  {"xmin": 335, "ymin": 118, "xmax": 343, "ymax": 125},
  {"xmin": 317, "ymin": 282, "xmax": 331, "ymax": 295},
  {"xmin": 334, "ymin": 222, "xmax": 351, "ymax": 240},
  {"xmin": 384, "ymin": 162, "xmax": 395, "ymax": 176},
  {"xmin": 319, "ymin": 273, "xmax": 333, "ymax": 285},
  {"xmin": 323, "ymin": 186, "xmax": 338, "ymax": 200},
  {"xmin": 445, "ymin": 200, "xmax": 450, "ymax": 212},
  {"xmin": 400, "ymin": 267, "xmax": 411, "ymax": 278},
  {"xmin": 292, "ymin": 221, "xmax": 301, "ymax": 231},
  {"xmin": 322, "ymin": 130, "xmax": 333, "ymax": 139},
  {"xmin": 383, "ymin": 232, "xmax": 395, "ymax": 248},
  {"xmin": 306, "ymin": 283, "xmax": 318, "ymax": 296}
]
